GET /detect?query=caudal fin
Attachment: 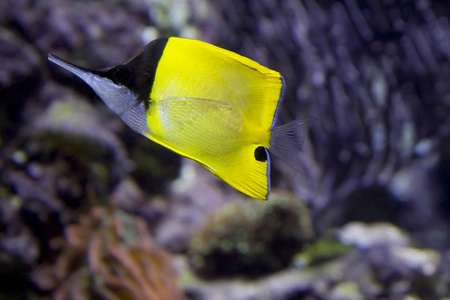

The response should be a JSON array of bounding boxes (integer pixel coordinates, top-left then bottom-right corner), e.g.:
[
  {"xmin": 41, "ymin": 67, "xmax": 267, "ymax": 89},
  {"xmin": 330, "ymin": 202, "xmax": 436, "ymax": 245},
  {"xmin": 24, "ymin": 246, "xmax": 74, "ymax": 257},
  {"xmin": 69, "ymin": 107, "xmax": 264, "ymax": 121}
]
[{"xmin": 269, "ymin": 117, "xmax": 316, "ymax": 172}]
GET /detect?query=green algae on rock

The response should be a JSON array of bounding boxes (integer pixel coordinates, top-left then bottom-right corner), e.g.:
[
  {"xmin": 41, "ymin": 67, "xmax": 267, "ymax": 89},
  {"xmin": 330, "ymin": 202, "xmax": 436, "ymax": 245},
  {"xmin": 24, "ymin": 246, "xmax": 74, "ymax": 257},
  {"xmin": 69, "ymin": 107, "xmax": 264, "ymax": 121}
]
[{"xmin": 187, "ymin": 191, "xmax": 313, "ymax": 279}]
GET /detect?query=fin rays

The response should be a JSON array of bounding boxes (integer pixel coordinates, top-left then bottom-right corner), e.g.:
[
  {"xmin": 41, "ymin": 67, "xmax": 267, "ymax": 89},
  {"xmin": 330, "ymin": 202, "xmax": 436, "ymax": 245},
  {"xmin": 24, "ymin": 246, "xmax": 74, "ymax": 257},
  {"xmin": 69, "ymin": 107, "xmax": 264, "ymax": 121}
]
[{"xmin": 269, "ymin": 117, "xmax": 316, "ymax": 173}]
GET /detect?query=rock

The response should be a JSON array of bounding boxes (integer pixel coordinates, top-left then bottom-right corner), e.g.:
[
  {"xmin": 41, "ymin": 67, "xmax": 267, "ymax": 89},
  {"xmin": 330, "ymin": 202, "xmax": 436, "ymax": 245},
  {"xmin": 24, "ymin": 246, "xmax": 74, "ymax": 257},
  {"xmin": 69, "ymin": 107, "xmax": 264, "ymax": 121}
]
[
  {"xmin": 187, "ymin": 190, "xmax": 312, "ymax": 279},
  {"xmin": 338, "ymin": 222, "xmax": 409, "ymax": 249}
]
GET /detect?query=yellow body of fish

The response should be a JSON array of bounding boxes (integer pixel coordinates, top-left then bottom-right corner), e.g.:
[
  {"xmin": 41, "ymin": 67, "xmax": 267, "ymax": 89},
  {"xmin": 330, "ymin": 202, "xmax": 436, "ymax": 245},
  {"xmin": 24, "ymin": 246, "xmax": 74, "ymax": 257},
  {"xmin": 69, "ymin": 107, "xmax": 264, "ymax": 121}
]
[
  {"xmin": 146, "ymin": 38, "xmax": 283, "ymax": 199},
  {"xmin": 48, "ymin": 37, "xmax": 301, "ymax": 200}
]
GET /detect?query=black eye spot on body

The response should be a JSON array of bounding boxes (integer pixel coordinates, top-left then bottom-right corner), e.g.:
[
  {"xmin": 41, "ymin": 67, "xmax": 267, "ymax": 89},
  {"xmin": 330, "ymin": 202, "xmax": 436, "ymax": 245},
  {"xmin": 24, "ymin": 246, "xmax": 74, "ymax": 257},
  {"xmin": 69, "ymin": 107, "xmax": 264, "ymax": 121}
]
[
  {"xmin": 111, "ymin": 65, "xmax": 131, "ymax": 85},
  {"xmin": 254, "ymin": 146, "xmax": 267, "ymax": 162}
]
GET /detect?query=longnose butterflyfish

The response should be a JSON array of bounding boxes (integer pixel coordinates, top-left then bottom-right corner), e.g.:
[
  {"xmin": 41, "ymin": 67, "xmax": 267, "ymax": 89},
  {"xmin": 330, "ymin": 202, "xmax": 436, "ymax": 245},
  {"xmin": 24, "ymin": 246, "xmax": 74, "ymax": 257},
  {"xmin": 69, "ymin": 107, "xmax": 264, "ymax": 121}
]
[{"xmin": 48, "ymin": 37, "xmax": 312, "ymax": 200}]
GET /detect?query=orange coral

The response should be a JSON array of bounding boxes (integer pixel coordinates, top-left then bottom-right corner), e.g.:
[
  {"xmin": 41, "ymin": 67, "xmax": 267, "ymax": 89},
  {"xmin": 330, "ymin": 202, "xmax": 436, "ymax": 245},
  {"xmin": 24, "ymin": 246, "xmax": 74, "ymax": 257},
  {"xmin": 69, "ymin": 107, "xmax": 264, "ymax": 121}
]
[{"xmin": 33, "ymin": 207, "xmax": 184, "ymax": 300}]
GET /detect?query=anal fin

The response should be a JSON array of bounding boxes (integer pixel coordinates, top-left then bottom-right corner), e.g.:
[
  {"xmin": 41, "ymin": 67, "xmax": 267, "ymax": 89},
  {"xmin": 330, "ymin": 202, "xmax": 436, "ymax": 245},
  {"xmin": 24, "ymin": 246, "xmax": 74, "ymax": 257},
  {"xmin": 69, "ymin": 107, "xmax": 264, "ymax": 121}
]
[{"xmin": 210, "ymin": 144, "xmax": 270, "ymax": 200}]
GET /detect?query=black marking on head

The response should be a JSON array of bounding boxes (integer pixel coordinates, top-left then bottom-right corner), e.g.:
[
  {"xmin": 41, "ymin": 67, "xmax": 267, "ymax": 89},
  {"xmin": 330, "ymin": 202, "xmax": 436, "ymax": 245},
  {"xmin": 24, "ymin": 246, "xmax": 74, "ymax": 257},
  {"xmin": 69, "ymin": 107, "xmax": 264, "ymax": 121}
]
[
  {"xmin": 97, "ymin": 37, "xmax": 169, "ymax": 108},
  {"xmin": 254, "ymin": 146, "xmax": 267, "ymax": 162},
  {"xmin": 109, "ymin": 65, "xmax": 131, "ymax": 85}
]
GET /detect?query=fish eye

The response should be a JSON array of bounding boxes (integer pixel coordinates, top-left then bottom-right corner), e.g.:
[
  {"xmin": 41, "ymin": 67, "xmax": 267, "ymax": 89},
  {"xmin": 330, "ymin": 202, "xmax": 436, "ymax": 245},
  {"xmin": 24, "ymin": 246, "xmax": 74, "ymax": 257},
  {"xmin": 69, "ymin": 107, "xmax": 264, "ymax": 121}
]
[
  {"xmin": 111, "ymin": 65, "xmax": 131, "ymax": 85},
  {"xmin": 254, "ymin": 146, "xmax": 267, "ymax": 162}
]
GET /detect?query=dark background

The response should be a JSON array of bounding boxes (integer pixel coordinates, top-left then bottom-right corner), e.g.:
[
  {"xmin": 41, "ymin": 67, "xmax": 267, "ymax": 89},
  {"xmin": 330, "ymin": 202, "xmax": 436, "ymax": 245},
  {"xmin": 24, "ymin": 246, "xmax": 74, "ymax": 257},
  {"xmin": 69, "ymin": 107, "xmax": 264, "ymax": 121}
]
[{"xmin": 1, "ymin": 0, "xmax": 449, "ymax": 299}]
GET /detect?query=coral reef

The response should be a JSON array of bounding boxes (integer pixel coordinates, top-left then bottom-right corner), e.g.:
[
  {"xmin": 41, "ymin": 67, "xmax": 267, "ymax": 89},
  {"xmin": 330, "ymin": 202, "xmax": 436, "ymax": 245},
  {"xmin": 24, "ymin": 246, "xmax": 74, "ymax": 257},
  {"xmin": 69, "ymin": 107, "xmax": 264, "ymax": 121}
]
[
  {"xmin": 31, "ymin": 206, "xmax": 185, "ymax": 300},
  {"xmin": 2, "ymin": 0, "xmax": 450, "ymax": 299},
  {"xmin": 187, "ymin": 191, "xmax": 313, "ymax": 279},
  {"xmin": 182, "ymin": 222, "xmax": 448, "ymax": 300}
]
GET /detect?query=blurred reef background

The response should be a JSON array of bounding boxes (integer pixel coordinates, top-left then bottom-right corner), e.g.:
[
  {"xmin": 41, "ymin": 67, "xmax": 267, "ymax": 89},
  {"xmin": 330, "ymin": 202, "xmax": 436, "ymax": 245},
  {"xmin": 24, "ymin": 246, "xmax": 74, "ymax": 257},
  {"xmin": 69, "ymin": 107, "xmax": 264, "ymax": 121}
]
[{"xmin": 1, "ymin": 0, "xmax": 450, "ymax": 299}]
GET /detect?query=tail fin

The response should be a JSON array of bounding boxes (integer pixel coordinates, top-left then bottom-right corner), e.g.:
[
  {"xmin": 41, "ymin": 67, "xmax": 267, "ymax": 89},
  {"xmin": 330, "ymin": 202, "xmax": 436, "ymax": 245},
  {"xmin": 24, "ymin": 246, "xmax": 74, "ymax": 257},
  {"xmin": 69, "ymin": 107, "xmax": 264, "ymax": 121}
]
[{"xmin": 269, "ymin": 117, "xmax": 316, "ymax": 172}]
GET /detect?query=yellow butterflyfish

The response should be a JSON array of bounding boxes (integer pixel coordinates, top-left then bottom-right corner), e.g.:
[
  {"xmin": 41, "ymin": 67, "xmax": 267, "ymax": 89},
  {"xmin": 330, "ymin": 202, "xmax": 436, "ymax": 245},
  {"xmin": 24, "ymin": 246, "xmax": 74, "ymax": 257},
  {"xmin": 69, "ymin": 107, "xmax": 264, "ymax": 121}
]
[{"xmin": 48, "ymin": 37, "xmax": 312, "ymax": 200}]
